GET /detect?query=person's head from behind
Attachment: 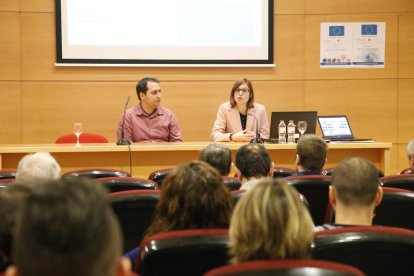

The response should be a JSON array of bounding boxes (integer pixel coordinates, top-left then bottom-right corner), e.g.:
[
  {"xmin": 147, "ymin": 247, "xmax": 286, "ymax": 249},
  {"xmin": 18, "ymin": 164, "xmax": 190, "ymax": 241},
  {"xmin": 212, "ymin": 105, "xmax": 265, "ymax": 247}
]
[
  {"xmin": 7, "ymin": 179, "xmax": 130, "ymax": 276},
  {"xmin": 330, "ymin": 157, "xmax": 382, "ymax": 214},
  {"xmin": 16, "ymin": 152, "xmax": 61, "ymax": 183},
  {"xmin": 407, "ymin": 139, "xmax": 414, "ymax": 167},
  {"xmin": 229, "ymin": 78, "xmax": 255, "ymax": 109},
  {"xmin": 146, "ymin": 161, "xmax": 233, "ymax": 237},
  {"xmin": 235, "ymin": 144, "xmax": 273, "ymax": 182},
  {"xmin": 199, "ymin": 143, "xmax": 232, "ymax": 176},
  {"xmin": 0, "ymin": 184, "xmax": 32, "ymax": 265},
  {"xmin": 229, "ymin": 178, "xmax": 314, "ymax": 263},
  {"xmin": 296, "ymin": 134, "xmax": 328, "ymax": 172}
]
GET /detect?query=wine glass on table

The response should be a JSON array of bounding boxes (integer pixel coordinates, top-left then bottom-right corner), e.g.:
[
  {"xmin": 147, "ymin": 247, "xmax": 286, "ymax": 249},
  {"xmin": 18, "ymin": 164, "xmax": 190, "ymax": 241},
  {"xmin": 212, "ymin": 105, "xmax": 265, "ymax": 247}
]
[
  {"xmin": 297, "ymin": 121, "xmax": 307, "ymax": 138},
  {"xmin": 73, "ymin": 123, "xmax": 83, "ymax": 146}
]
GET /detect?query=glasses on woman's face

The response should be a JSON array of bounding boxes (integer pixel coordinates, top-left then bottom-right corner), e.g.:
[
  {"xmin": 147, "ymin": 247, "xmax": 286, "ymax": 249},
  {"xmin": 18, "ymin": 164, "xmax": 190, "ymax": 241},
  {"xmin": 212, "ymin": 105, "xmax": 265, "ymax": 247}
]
[{"xmin": 235, "ymin": 88, "xmax": 250, "ymax": 94}]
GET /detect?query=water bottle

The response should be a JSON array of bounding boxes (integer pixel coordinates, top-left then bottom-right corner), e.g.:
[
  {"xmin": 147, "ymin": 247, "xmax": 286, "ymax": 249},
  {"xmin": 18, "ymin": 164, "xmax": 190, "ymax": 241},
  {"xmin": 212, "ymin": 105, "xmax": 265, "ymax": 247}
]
[
  {"xmin": 287, "ymin": 120, "xmax": 295, "ymax": 144},
  {"xmin": 278, "ymin": 120, "xmax": 286, "ymax": 144}
]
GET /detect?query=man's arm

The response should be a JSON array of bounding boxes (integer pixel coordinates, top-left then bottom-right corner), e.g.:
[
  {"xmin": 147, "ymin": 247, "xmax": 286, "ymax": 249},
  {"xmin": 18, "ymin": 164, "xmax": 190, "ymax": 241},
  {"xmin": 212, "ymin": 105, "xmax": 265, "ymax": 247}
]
[{"xmin": 169, "ymin": 112, "xmax": 182, "ymax": 142}]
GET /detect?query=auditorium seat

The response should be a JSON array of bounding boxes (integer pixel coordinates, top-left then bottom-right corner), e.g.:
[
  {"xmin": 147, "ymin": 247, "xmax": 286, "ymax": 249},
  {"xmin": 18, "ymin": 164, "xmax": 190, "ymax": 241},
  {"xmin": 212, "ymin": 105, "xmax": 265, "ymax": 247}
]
[
  {"xmin": 136, "ymin": 229, "xmax": 230, "ymax": 276},
  {"xmin": 273, "ymin": 166, "xmax": 296, "ymax": 178},
  {"xmin": 222, "ymin": 176, "xmax": 241, "ymax": 191},
  {"xmin": 205, "ymin": 259, "xmax": 365, "ymax": 276},
  {"xmin": 110, "ymin": 190, "xmax": 160, "ymax": 252},
  {"xmin": 313, "ymin": 226, "xmax": 414, "ymax": 276},
  {"xmin": 380, "ymin": 174, "xmax": 414, "ymax": 192},
  {"xmin": 61, "ymin": 168, "xmax": 130, "ymax": 180},
  {"xmin": 55, "ymin": 133, "xmax": 109, "ymax": 143},
  {"xmin": 399, "ymin": 167, "xmax": 414, "ymax": 174},
  {"xmin": 96, "ymin": 177, "xmax": 159, "ymax": 193},
  {"xmin": 322, "ymin": 167, "xmax": 384, "ymax": 177},
  {"xmin": 0, "ymin": 170, "xmax": 16, "ymax": 180},
  {"xmin": 148, "ymin": 168, "xmax": 175, "ymax": 188}
]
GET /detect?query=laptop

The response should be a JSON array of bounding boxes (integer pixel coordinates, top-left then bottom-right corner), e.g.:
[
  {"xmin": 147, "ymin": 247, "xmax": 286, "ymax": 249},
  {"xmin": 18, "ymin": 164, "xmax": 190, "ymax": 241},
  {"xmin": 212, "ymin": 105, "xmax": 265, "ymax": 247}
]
[
  {"xmin": 317, "ymin": 115, "xmax": 373, "ymax": 142},
  {"xmin": 269, "ymin": 111, "xmax": 318, "ymax": 139}
]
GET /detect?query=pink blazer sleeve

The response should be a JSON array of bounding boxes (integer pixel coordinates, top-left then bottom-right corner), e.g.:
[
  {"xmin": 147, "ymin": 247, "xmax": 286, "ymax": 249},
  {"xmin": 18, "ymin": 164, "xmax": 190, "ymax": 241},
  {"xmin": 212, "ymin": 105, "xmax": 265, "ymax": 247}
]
[{"xmin": 211, "ymin": 103, "xmax": 234, "ymax": 142}]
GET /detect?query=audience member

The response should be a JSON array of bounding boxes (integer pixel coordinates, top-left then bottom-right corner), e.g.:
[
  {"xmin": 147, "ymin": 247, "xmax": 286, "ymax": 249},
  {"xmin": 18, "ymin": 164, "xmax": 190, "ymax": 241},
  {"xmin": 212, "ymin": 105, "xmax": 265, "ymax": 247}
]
[
  {"xmin": 211, "ymin": 78, "xmax": 269, "ymax": 142},
  {"xmin": 199, "ymin": 143, "xmax": 232, "ymax": 176},
  {"xmin": 0, "ymin": 184, "xmax": 32, "ymax": 272},
  {"xmin": 6, "ymin": 179, "xmax": 132, "ymax": 276},
  {"xmin": 15, "ymin": 152, "xmax": 61, "ymax": 183},
  {"xmin": 235, "ymin": 144, "xmax": 273, "ymax": 190},
  {"xmin": 126, "ymin": 161, "xmax": 233, "ymax": 267},
  {"xmin": 315, "ymin": 157, "xmax": 383, "ymax": 231},
  {"xmin": 229, "ymin": 178, "xmax": 314, "ymax": 263},
  {"xmin": 116, "ymin": 77, "xmax": 182, "ymax": 143},
  {"xmin": 407, "ymin": 139, "xmax": 414, "ymax": 168},
  {"xmin": 293, "ymin": 134, "xmax": 328, "ymax": 176}
]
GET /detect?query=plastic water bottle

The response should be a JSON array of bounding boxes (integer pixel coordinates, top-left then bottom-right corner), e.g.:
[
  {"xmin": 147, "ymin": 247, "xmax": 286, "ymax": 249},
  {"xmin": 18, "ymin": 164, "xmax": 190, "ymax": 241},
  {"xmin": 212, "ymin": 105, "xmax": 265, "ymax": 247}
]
[
  {"xmin": 287, "ymin": 120, "xmax": 295, "ymax": 144},
  {"xmin": 278, "ymin": 120, "xmax": 286, "ymax": 144}
]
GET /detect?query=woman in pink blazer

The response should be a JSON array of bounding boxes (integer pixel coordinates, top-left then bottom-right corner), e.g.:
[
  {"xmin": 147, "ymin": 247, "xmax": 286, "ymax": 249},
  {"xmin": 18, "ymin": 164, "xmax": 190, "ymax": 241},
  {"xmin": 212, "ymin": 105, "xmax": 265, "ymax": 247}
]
[{"xmin": 211, "ymin": 78, "xmax": 270, "ymax": 142}]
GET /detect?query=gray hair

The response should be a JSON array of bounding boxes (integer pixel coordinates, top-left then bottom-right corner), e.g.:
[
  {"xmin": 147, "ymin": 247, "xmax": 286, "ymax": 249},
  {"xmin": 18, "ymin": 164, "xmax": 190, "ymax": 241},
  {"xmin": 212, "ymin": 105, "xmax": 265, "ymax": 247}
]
[
  {"xmin": 407, "ymin": 139, "xmax": 414, "ymax": 156},
  {"xmin": 16, "ymin": 152, "xmax": 61, "ymax": 183}
]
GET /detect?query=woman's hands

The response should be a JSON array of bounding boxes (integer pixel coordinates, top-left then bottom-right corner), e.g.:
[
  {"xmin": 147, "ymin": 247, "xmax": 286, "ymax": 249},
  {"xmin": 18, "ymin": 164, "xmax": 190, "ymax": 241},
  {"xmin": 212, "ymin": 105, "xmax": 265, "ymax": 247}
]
[{"xmin": 231, "ymin": 131, "xmax": 256, "ymax": 142}]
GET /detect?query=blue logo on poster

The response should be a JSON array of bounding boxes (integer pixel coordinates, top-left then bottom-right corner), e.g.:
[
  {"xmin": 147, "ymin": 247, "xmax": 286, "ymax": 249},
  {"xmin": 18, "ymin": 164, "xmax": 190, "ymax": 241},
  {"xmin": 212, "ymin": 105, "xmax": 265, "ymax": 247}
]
[
  {"xmin": 329, "ymin": 26, "xmax": 344, "ymax": 36},
  {"xmin": 361, "ymin": 25, "xmax": 377, "ymax": 35}
]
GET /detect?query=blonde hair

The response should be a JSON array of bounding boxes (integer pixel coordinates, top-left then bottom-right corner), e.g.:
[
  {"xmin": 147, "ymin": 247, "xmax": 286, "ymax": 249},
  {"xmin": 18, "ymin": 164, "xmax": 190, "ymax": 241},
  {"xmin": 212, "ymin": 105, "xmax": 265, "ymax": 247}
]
[{"xmin": 229, "ymin": 179, "xmax": 314, "ymax": 263}]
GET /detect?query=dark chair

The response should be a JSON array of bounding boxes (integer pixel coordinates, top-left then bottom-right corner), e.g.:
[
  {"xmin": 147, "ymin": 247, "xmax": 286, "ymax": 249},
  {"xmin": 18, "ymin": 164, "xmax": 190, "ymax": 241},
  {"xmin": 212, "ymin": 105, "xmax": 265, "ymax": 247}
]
[
  {"xmin": 273, "ymin": 166, "xmax": 296, "ymax": 178},
  {"xmin": 61, "ymin": 168, "xmax": 130, "ymax": 180},
  {"xmin": 399, "ymin": 167, "xmax": 414, "ymax": 174},
  {"xmin": 137, "ymin": 229, "xmax": 229, "ymax": 276},
  {"xmin": 231, "ymin": 190, "xmax": 245, "ymax": 205},
  {"xmin": 97, "ymin": 177, "xmax": 159, "ymax": 193},
  {"xmin": 313, "ymin": 226, "xmax": 414, "ymax": 276},
  {"xmin": 322, "ymin": 167, "xmax": 384, "ymax": 177},
  {"xmin": 110, "ymin": 190, "xmax": 160, "ymax": 252},
  {"xmin": 223, "ymin": 176, "xmax": 241, "ymax": 191},
  {"xmin": 205, "ymin": 259, "xmax": 365, "ymax": 276},
  {"xmin": 0, "ymin": 170, "xmax": 16, "ymax": 180},
  {"xmin": 55, "ymin": 133, "xmax": 109, "ymax": 143},
  {"xmin": 286, "ymin": 175, "xmax": 332, "ymax": 225},
  {"xmin": 380, "ymin": 174, "xmax": 414, "ymax": 192},
  {"xmin": 148, "ymin": 168, "xmax": 175, "ymax": 188}
]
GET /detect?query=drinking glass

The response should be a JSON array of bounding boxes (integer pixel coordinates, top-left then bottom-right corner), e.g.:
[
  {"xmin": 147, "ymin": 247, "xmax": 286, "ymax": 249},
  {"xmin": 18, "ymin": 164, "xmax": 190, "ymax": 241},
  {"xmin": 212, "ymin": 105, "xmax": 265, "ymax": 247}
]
[
  {"xmin": 297, "ymin": 121, "xmax": 307, "ymax": 137},
  {"xmin": 73, "ymin": 123, "xmax": 83, "ymax": 146}
]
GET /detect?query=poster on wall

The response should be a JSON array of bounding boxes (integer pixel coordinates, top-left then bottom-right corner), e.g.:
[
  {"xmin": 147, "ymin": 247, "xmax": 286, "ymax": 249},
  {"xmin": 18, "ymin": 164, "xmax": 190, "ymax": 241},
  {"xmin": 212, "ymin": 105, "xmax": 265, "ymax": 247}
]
[{"xmin": 320, "ymin": 22, "xmax": 385, "ymax": 68}]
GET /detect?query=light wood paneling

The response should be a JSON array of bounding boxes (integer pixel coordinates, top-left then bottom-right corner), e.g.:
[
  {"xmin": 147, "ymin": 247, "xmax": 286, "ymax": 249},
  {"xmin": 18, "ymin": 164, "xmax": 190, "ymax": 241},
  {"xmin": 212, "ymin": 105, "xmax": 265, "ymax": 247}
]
[
  {"xmin": 305, "ymin": 14, "xmax": 398, "ymax": 79},
  {"xmin": 275, "ymin": 0, "xmax": 305, "ymax": 15},
  {"xmin": 305, "ymin": 80, "xmax": 398, "ymax": 142},
  {"xmin": 0, "ymin": 12, "xmax": 20, "ymax": 80},
  {"xmin": 20, "ymin": 0, "xmax": 54, "ymax": 12},
  {"xmin": 395, "ymin": 143, "xmax": 410, "ymax": 174},
  {"xmin": 0, "ymin": 83, "xmax": 22, "ymax": 143},
  {"xmin": 398, "ymin": 79, "xmax": 414, "ymax": 143},
  {"xmin": 305, "ymin": 0, "xmax": 414, "ymax": 14},
  {"xmin": 0, "ymin": 1, "xmax": 18, "ymax": 11},
  {"xmin": 399, "ymin": 14, "xmax": 414, "ymax": 78}
]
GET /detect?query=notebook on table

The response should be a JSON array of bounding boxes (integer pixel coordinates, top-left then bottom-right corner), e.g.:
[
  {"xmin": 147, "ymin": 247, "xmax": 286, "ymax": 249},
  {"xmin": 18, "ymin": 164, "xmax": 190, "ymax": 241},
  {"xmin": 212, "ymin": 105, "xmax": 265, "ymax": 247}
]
[
  {"xmin": 317, "ymin": 115, "xmax": 373, "ymax": 142},
  {"xmin": 269, "ymin": 111, "xmax": 318, "ymax": 139}
]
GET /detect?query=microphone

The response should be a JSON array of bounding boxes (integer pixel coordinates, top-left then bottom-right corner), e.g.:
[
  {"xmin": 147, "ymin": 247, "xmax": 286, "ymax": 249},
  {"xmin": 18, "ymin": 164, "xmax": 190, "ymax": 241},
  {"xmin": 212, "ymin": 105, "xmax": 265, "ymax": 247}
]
[
  {"xmin": 247, "ymin": 113, "xmax": 264, "ymax": 144},
  {"xmin": 116, "ymin": 96, "xmax": 131, "ymax": 145}
]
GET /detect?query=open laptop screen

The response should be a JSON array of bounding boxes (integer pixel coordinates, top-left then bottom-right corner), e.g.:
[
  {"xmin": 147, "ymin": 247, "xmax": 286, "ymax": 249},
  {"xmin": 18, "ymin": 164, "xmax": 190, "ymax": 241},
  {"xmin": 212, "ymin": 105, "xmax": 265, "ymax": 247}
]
[{"xmin": 318, "ymin": 115, "xmax": 354, "ymax": 139}]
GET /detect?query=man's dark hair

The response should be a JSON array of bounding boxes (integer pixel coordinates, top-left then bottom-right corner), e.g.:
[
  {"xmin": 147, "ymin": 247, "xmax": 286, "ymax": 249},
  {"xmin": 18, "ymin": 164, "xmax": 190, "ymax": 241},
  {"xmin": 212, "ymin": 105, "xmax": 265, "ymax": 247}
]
[
  {"xmin": 199, "ymin": 144, "xmax": 232, "ymax": 176},
  {"xmin": 136, "ymin": 77, "xmax": 160, "ymax": 100},
  {"xmin": 235, "ymin": 144, "xmax": 271, "ymax": 179},
  {"xmin": 12, "ymin": 179, "xmax": 122, "ymax": 276},
  {"xmin": 296, "ymin": 134, "xmax": 328, "ymax": 171}
]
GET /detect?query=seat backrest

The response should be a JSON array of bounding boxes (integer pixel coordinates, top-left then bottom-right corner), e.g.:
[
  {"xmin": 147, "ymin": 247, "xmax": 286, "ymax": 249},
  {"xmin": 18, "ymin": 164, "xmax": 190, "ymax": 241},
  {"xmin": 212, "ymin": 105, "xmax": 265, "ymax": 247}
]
[
  {"xmin": 137, "ymin": 229, "xmax": 230, "ymax": 276},
  {"xmin": 0, "ymin": 170, "xmax": 16, "ymax": 180},
  {"xmin": 322, "ymin": 167, "xmax": 384, "ymax": 177},
  {"xmin": 313, "ymin": 226, "xmax": 414, "ymax": 276},
  {"xmin": 61, "ymin": 168, "xmax": 131, "ymax": 180},
  {"xmin": 399, "ymin": 167, "xmax": 414, "ymax": 174},
  {"xmin": 380, "ymin": 174, "xmax": 414, "ymax": 192},
  {"xmin": 97, "ymin": 177, "xmax": 159, "ymax": 193},
  {"xmin": 110, "ymin": 190, "xmax": 161, "ymax": 252},
  {"xmin": 286, "ymin": 175, "xmax": 332, "ymax": 225},
  {"xmin": 147, "ymin": 168, "xmax": 175, "ymax": 188},
  {"xmin": 205, "ymin": 259, "xmax": 365, "ymax": 276},
  {"xmin": 223, "ymin": 176, "xmax": 241, "ymax": 191},
  {"xmin": 231, "ymin": 190, "xmax": 245, "ymax": 205},
  {"xmin": 273, "ymin": 166, "xmax": 296, "ymax": 178},
  {"xmin": 55, "ymin": 133, "xmax": 109, "ymax": 143}
]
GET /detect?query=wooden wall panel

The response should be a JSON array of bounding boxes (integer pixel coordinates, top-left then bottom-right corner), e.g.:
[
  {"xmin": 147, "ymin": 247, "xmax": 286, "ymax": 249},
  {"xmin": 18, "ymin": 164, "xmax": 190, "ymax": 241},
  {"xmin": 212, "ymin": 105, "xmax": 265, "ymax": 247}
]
[
  {"xmin": 399, "ymin": 14, "xmax": 414, "ymax": 78},
  {"xmin": 305, "ymin": 0, "xmax": 414, "ymax": 14},
  {"xmin": 275, "ymin": 0, "xmax": 305, "ymax": 15},
  {"xmin": 20, "ymin": 0, "xmax": 54, "ymax": 12},
  {"xmin": 0, "ymin": 1, "xmax": 18, "ymax": 11},
  {"xmin": 305, "ymin": 14, "xmax": 398, "ymax": 80},
  {"xmin": 395, "ymin": 143, "xmax": 410, "ymax": 174},
  {"xmin": 398, "ymin": 79, "xmax": 414, "ymax": 143},
  {"xmin": 305, "ymin": 80, "xmax": 398, "ymax": 142},
  {"xmin": 0, "ymin": 83, "xmax": 22, "ymax": 143},
  {"xmin": 0, "ymin": 12, "xmax": 20, "ymax": 80}
]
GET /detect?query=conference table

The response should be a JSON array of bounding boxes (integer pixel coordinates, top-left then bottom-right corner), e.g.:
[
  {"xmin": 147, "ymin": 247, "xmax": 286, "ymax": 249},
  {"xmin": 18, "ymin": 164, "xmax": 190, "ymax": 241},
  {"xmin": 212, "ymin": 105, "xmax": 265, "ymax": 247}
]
[{"xmin": 0, "ymin": 142, "xmax": 392, "ymax": 178}]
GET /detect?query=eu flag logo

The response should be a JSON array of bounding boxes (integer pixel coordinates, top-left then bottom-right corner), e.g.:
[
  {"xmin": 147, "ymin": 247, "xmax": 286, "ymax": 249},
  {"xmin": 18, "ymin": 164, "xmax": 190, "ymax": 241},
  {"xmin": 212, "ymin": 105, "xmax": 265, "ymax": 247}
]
[
  {"xmin": 329, "ymin": 26, "xmax": 345, "ymax": 36},
  {"xmin": 361, "ymin": 25, "xmax": 377, "ymax": 35}
]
